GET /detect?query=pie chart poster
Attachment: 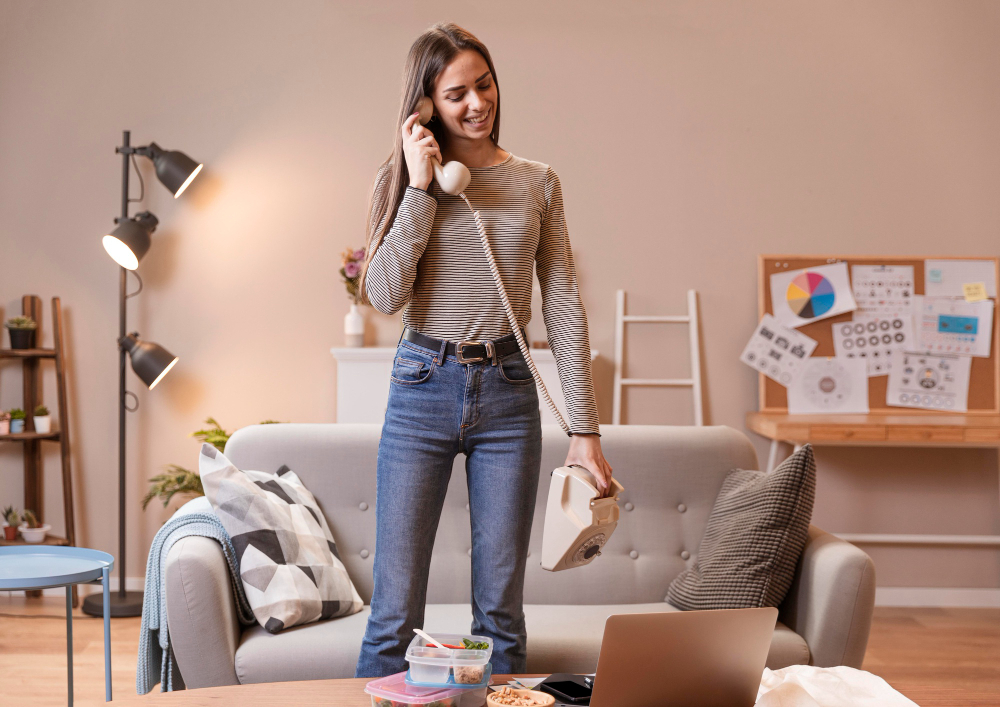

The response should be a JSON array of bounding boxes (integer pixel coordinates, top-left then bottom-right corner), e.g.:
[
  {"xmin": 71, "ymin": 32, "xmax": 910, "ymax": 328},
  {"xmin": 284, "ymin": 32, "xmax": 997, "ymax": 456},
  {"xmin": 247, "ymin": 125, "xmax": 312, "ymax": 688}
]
[{"xmin": 770, "ymin": 261, "xmax": 858, "ymax": 329}]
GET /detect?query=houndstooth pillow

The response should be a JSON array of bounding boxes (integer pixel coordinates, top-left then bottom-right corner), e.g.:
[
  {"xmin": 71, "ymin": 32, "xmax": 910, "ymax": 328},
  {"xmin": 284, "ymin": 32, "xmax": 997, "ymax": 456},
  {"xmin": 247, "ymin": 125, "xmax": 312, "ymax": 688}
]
[
  {"xmin": 199, "ymin": 443, "xmax": 363, "ymax": 633},
  {"xmin": 667, "ymin": 444, "xmax": 816, "ymax": 611}
]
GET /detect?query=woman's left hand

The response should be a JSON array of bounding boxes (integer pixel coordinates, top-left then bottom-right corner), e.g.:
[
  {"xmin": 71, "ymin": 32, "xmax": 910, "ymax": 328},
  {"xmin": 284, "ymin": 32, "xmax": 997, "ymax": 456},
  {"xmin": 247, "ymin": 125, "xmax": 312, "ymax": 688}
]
[{"xmin": 565, "ymin": 433, "xmax": 614, "ymax": 497}]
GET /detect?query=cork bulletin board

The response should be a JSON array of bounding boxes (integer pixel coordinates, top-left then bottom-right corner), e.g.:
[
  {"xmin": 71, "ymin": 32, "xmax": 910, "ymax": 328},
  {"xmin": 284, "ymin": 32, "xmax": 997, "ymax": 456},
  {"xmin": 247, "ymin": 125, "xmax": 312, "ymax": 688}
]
[{"xmin": 758, "ymin": 254, "xmax": 1000, "ymax": 415}]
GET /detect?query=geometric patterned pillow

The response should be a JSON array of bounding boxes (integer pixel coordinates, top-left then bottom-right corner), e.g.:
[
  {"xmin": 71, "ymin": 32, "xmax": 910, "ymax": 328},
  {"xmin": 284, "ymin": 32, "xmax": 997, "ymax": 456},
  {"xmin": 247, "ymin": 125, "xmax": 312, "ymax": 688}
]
[
  {"xmin": 666, "ymin": 444, "xmax": 816, "ymax": 611},
  {"xmin": 198, "ymin": 443, "xmax": 363, "ymax": 633}
]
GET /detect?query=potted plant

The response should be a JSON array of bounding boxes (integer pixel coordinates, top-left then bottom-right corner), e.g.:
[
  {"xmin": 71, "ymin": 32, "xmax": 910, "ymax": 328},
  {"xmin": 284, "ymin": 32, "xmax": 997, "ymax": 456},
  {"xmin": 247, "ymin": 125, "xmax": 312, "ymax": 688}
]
[
  {"xmin": 0, "ymin": 411, "xmax": 9, "ymax": 435},
  {"xmin": 9, "ymin": 408, "xmax": 26, "ymax": 434},
  {"xmin": 142, "ymin": 417, "xmax": 283, "ymax": 509},
  {"xmin": 33, "ymin": 404, "xmax": 52, "ymax": 434},
  {"xmin": 4, "ymin": 316, "xmax": 38, "ymax": 350},
  {"xmin": 2, "ymin": 506, "xmax": 20, "ymax": 541},
  {"xmin": 340, "ymin": 247, "xmax": 366, "ymax": 347},
  {"xmin": 19, "ymin": 509, "xmax": 50, "ymax": 543}
]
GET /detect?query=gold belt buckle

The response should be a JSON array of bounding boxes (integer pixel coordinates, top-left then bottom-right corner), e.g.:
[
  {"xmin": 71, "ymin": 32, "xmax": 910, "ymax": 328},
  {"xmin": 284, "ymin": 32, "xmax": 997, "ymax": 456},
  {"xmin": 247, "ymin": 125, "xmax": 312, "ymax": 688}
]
[{"xmin": 456, "ymin": 340, "xmax": 485, "ymax": 364}]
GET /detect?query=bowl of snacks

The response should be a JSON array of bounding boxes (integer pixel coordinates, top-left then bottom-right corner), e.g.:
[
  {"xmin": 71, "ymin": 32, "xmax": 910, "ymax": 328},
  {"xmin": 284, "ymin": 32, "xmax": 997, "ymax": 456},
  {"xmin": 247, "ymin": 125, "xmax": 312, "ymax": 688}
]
[{"xmin": 487, "ymin": 686, "xmax": 555, "ymax": 706}]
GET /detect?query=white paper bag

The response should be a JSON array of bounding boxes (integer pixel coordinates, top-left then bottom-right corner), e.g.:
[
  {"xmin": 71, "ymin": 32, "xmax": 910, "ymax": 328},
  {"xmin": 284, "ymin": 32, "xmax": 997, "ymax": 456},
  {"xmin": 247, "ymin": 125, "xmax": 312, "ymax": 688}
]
[{"xmin": 756, "ymin": 666, "xmax": 918, "ymax": 707}]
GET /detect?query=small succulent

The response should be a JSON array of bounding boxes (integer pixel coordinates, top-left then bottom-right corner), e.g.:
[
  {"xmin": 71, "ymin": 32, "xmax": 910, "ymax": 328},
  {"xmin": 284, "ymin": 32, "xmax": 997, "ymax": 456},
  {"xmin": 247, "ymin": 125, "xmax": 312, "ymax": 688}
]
[
  {"xmin": 0, "ymin": 411, "xmax": 9, "ymax": 422},
  {"xmin": 2, "ymin": 505, "xmax": 20, "ymax": 526},
  {"xmin": 21, "ymin": 509, "xmax": 40, "ymax": 529},
  {"xmin": 9, "ymin": 408, "xmax": 25, "ymax": 420},
  {"xmin": 4, "ymin": 316, "xmax": 38, "ymax": 330},
  {"xmin": 34, "ymin": 404, "xmax": 49, "ymax": 417}
]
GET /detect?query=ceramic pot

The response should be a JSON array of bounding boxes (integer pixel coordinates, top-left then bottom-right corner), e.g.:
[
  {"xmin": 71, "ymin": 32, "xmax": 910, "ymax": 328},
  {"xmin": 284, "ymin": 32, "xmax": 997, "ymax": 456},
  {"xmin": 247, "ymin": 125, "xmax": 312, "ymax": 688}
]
[
  {"xmin": 10, "ymin": 419, "xmax": 25, "ymax": 434},
  {"xmin": 19, "ymin": 524, "xmax": 50, "ymax": 543},
  {"xmin": 8, "ymin": 328, "xmax": 35, "ymax": 349},
  {"xmin": 3, "ymin": 525, "xmax": 16, "ymax": 541},
  {"xmin": 344, "ymin": 303, "xmax": 364, "ymax": 347},
  {"xmin": 34, "ymin": 415, "xmax": 51, "ymax": 434},
  {"xmin": 0, "ymin": 420, "xmax": 8, "ymax": 435}
]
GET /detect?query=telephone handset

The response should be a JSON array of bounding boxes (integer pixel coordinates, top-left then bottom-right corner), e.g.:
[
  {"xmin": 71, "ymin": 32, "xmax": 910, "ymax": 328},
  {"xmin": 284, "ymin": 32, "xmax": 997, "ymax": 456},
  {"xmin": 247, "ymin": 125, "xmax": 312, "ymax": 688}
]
[{"xmin": 415, "ymin": 96, "xmax": 471, "ymax": 195}]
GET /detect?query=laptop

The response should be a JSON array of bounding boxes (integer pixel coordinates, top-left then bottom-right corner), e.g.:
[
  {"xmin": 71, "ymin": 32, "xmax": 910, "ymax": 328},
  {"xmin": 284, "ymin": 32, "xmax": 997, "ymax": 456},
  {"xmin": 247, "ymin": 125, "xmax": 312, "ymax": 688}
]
[{"xmin": 584, "ymin": 607, "xmax": 778, "ymax": 707}]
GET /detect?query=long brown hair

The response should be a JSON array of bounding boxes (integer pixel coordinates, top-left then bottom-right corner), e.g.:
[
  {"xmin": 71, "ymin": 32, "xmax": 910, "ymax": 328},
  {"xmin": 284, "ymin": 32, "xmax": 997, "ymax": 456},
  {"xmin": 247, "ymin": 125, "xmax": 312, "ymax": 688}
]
[{"xmin": 357, "ymin": 22, "xmax": 501, "ymax": 306}]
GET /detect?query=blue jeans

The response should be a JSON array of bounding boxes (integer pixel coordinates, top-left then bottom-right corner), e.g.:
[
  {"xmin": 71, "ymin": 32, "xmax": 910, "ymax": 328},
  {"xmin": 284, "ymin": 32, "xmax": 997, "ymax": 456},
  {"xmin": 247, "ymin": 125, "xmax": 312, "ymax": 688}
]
[{"xmin": 355, "ymin": 328, "xmax": 543, "ymax": 678}]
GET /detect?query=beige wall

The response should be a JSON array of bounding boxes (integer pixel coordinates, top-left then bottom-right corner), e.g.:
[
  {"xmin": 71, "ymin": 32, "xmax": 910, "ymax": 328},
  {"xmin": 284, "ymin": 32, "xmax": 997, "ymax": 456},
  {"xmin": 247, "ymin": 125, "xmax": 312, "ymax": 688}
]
[{"xmin": 2, "ymin": 0, "xmax": 998, "ymax": 595}]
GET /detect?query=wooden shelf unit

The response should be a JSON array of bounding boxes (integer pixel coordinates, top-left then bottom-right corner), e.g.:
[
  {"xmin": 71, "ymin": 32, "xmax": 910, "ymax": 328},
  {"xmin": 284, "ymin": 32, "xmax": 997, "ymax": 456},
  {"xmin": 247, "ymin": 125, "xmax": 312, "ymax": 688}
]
[
  {"xmin": 1, "ymin": 295, "xmax": 76, "ymax": 603},
  {"xmin": 0, "ymin": 534, "xmax": 70, "ymax": 547}
]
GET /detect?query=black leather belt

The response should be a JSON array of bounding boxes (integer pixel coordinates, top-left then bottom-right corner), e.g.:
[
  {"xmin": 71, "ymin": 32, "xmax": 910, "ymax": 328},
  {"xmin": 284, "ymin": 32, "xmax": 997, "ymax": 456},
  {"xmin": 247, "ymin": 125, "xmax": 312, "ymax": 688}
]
[{"xmin": 402, "ymin": 326, "xmax": 525, "ymax": 364}]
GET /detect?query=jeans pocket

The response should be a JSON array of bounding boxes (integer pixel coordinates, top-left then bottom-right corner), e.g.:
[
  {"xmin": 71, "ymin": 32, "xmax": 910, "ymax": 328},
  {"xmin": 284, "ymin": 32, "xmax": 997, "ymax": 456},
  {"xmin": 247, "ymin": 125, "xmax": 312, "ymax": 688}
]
[
  {"xmin": 498, "ymin": 353, "xmax": 535, "ymax": 385},
  {"xmin": 390, "ymin": 353, "xmax": 435, "ymax": 385}
]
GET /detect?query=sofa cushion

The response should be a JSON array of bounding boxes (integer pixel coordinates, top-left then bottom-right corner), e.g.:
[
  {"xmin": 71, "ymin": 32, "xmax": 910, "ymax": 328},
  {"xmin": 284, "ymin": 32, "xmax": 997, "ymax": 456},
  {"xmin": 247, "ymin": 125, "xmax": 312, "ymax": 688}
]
[
  {"xmin": 234, "ymin": 603, "xmax": 809, "ymax": 684},
  {"xmin": 667, "ymin": 444, "xmax": 816, "ymax": 611},
  {"xmin": 199, "ymin": 443, "xmax": 363, "ymax": 634}
]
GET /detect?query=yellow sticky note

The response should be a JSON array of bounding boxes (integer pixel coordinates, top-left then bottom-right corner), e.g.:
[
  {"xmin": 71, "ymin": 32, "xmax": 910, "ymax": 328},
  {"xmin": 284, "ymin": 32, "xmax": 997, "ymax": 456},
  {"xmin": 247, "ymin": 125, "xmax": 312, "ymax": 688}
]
[{"xmin": 963, "ymin": 282, "xmax": 988, "ymax": 302}]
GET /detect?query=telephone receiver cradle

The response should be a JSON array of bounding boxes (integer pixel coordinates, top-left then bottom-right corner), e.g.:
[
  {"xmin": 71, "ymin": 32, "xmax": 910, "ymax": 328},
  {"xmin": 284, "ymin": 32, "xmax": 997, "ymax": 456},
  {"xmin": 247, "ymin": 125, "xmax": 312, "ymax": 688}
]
[
  {"xmin": 415, "ymin": 96, "xmax": 471, "ymax": 195},
  {"xmin": 413, "ymin": 95, "xmax": 624, "ymax": 571},
  {"xmin": 541, "ymin": 465, "xmax": 625, "ymax": 572}
]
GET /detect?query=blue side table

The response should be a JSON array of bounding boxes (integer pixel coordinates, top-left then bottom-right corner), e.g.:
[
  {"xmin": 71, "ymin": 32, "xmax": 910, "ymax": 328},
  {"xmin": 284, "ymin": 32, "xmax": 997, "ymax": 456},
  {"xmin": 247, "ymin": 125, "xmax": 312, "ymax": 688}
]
[{"xmin": 0, "ymin": 546, "xmax": 114, "ymax": 704}]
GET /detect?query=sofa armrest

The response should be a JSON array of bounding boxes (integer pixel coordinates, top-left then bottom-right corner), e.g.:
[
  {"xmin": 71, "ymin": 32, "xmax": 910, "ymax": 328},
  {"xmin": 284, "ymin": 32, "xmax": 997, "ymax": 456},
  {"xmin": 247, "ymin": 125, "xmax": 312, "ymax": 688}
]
[
  {"xmin": 165, "ymin": 535, "xmax": 243, "ymax": 688},
  {"xmin": 778, "ymin": 525, "xmax": 876, "ymax": 668}
]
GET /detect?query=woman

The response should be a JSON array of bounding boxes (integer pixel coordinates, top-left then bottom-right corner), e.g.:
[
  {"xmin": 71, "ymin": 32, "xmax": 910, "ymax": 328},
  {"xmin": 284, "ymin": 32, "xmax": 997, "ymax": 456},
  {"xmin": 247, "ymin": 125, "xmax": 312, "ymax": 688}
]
[{"xmin": 355, "ymin": 22, "xmax": 613, "ymax": 678}]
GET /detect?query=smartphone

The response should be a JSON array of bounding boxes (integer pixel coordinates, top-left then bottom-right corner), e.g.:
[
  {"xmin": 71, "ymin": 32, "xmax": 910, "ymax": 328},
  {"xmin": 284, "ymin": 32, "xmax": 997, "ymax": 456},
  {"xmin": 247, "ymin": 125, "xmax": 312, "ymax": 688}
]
[{"xmin": 538, "ymin": 673, "xmax": 593, "ymax": 705}]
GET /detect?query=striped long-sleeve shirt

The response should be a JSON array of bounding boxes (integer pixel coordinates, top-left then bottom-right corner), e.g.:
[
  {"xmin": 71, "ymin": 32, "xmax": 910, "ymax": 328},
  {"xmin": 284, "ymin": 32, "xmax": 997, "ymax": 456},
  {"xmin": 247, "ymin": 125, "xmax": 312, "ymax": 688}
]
[{"xmin": 364, "ymin": 153, "xmax": 600, "ymax": 435}]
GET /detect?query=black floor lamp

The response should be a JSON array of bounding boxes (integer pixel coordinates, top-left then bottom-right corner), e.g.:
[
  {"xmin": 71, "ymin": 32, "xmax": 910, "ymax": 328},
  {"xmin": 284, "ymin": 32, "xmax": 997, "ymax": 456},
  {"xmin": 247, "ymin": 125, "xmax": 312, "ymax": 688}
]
[{"xmin": 82, "ymin": 130, "xmax": 202, "ymax": 618}]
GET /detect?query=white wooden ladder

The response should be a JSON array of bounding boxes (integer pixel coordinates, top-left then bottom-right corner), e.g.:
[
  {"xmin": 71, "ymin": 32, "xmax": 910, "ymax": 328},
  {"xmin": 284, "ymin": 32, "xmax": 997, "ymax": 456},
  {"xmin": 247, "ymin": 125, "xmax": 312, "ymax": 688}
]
[{"xmin": 612, "ymin": 289, "xmax": 704, "ymax": 426}]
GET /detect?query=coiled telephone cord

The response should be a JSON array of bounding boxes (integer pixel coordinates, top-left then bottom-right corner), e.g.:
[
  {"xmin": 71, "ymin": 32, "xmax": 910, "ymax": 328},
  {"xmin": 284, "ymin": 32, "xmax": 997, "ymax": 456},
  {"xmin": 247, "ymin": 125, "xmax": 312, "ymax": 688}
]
[{"xmin": 459, "ymin": 193, "xmax": 572, "ymax": 437}]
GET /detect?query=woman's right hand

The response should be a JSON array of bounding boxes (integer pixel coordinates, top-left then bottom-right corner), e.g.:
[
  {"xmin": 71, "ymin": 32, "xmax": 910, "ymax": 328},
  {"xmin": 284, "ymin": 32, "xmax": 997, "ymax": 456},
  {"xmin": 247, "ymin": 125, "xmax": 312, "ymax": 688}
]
[{"xmin": 402, "ymin": 112, "xmax": 441, "ymax": 191}]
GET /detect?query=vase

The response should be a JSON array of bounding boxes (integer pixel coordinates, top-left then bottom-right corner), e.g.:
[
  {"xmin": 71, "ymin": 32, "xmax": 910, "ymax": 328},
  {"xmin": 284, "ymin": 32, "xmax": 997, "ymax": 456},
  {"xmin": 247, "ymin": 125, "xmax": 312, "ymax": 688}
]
[
  {"xmin": 344, "ymin": 303, "xmax": 364, "ymax": 347},
  {"xmin": 8, "ymin": 328, "xmax": 35, "ymax": 350}
]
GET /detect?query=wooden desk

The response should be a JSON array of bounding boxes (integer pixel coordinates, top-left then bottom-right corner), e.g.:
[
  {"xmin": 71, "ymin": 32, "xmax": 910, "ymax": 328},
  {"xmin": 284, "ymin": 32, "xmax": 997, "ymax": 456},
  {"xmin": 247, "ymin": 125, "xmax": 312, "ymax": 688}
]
[
  {"xmin": 106, "ymin": 674, "xmax": 993, "ymax": 707},
  {"xmin": 747, "ymin": 411, "xmax": 1000, "ymax": 548}
]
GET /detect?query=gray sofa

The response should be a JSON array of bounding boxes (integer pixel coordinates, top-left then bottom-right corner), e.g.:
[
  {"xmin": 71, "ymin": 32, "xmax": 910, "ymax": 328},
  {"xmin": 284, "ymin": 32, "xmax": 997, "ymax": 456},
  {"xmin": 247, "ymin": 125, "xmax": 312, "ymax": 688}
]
[{"xmin": 164, "ymin": 423, "xmax": 875, "ymax": 688}]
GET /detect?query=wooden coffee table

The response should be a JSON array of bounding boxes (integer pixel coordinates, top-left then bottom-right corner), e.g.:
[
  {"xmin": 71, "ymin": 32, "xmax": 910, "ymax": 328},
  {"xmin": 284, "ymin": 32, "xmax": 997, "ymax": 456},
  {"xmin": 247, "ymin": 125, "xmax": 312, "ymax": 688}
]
[
  {"xmin": 104, "ymin": 675, "xmax": 994, "ymax": 706},
  {"xmin": 114, "ymin": 676, "xmax": 536, "ymax": 706}
]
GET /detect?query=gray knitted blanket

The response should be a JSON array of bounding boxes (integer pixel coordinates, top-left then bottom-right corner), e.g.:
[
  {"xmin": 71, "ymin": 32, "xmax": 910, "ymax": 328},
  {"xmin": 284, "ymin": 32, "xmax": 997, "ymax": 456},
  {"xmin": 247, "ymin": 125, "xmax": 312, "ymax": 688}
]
[{"xmin": 136, "ymin": 496, "xmax": 255, "ymax": 694}]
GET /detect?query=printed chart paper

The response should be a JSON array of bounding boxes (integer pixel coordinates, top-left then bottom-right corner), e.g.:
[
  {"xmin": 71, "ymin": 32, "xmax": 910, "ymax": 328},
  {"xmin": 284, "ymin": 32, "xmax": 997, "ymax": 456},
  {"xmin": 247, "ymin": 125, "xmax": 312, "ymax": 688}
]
[
  {"xmin": 887, "ymin": 350, "xmax": 972, "ymax": 412},
  {"xmin": 787, "ymin": 357, "xmax": 869, "ymax": 414},
  {"xmin": 833, "ymin": 313, "xmax": 914, "ymax": 377},
  {"xmin": 851, "ymin": 264, "xmax": 914, "ymax": 316},
  {"xmin": 916, "ymin": 297, "xmax": 994, "ymax": 358},
  {"xmin": 740, "ymin": 314, "xmax": 818, "ymax": 385},
  {"xmin": 771, "ymin": 262, "xmax": 857, "ymax": 329},
  {"xmin": 925, "ymin": 259, "xmax": 997, "ymax": 298}
]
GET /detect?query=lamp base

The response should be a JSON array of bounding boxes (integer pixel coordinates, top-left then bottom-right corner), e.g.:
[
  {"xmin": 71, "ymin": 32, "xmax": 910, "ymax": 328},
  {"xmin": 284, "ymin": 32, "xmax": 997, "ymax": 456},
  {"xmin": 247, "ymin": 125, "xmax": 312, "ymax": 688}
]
[{"xmin": 82, "ymin": 589, "xmax": 144, "ymax": 618}]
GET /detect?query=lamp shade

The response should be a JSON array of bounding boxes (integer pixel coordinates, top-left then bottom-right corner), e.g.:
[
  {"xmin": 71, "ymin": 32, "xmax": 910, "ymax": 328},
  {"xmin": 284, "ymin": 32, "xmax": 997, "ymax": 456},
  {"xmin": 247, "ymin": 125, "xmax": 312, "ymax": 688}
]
[
  {"xmin": 120, "ymin": 333, "xmax": 178, "ymax": 389},
  {"xmin": 146, "ymin": 142, "xmax": 203, "ymax": 197},
  {"xmin": 103, "ymin": 211, "xmax": 158, "ymax": 270}
]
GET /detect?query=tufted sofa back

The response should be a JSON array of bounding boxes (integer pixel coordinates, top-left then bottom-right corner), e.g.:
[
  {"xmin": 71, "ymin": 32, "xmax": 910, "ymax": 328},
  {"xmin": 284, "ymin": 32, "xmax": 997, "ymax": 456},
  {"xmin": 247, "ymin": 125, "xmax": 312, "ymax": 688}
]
[{"xmin": 224, "ymin": 423, "xmax": 759, "ymax": 606}]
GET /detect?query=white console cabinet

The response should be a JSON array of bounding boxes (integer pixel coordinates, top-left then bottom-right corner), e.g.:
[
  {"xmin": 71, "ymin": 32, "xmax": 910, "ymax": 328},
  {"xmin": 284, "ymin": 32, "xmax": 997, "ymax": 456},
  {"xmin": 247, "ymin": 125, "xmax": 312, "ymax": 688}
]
[{"xmin": 331, "ymin": 346, "xmax": 597, "ymax": 425}]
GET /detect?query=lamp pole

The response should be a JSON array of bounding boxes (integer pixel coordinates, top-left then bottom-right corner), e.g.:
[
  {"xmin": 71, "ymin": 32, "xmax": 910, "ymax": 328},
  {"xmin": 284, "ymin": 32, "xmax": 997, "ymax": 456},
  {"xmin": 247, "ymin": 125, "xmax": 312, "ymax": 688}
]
[{"xmin": 117, "ymin": 130, "xmax": 132, "ymax": 608}]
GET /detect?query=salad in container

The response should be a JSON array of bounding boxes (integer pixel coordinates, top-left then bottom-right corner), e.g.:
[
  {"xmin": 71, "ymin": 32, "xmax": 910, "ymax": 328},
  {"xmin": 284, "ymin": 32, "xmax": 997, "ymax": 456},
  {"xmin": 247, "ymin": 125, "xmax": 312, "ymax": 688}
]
[{"xmin": 404, "ymin": 633, "xmax": 493, "ymax": 687}]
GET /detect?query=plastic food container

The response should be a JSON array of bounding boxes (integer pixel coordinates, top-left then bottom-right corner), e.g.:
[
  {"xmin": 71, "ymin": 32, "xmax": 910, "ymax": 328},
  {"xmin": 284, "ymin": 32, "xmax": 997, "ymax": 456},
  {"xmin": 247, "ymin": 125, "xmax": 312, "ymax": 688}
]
[
  {"xmin": 366, "ymin": 671, "xmax": 485, "ymax": 707},
  {"xmin": 406, "ymin": 662, "xmax": 493, "ymax": 690},
  {"xmin": 405, "ymin": 633, "xmax": 493, "ymax": 686}
]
